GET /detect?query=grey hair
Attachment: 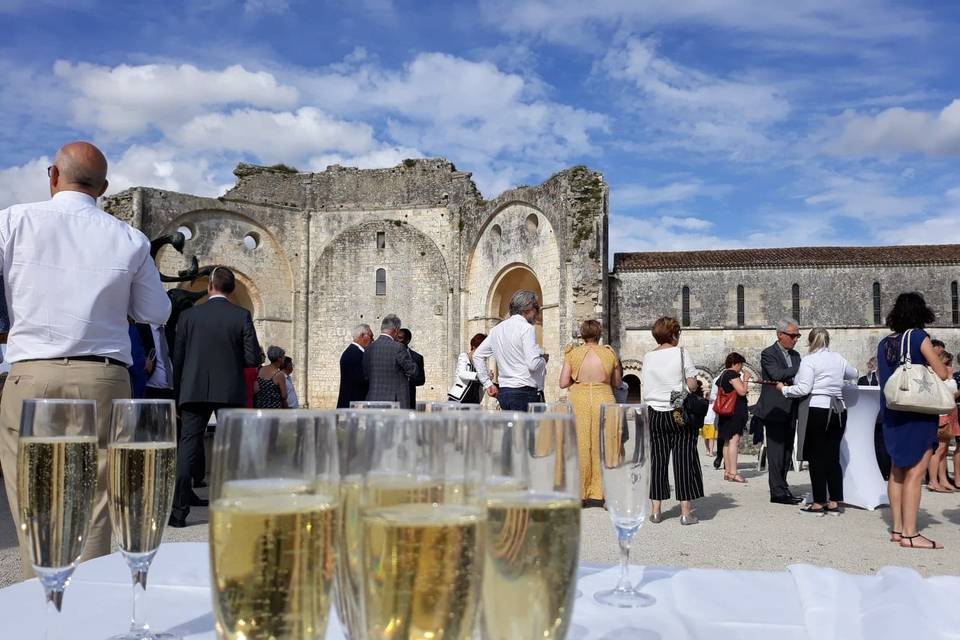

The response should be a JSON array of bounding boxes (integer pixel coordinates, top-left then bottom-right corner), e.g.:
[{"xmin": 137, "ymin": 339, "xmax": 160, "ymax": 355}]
[
  {"xmin": 807, "ymin": 328, "xmax": 830, "ymax": 352},
  {"xmin": 381, "ymin": 314, "xmax": 401, "ymax": 332},
  {"xmin": 508, "ymin": 289, "xmax": 540, "ymax": 316},
  {"xmin": 776, "ymin": 317, "xmax": 799, "ymax": 332},
  {"xmin": 352, "ymin": 323, "xmax": 372, "ymax": 340},
  {"xmin": 266, "ymin": 345, "xmax": 285, "ymax": 362}
]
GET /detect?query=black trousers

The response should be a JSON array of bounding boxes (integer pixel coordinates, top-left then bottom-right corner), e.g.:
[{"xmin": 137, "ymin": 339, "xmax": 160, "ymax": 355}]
[
  {"xmin": 765, "ymin": 419, "xmax": 795, "ymax": 498},
  {"xmin": 805, "ymin": 407, "xmax": 846, "ymax": 504},
  {"xmin": 172, "ymin": 402, "xmax": 230, "ymax": 519},
  {"xmin": 874, "ymin": 421, "xmax": 891, "ymax": 480},
  {"xmin": 146, "ymin": 387, "xmax": 206, "ymax": 483},
  {"xmin": 649, "ymin": 408, "xmax": 704, "ymax": 501}
]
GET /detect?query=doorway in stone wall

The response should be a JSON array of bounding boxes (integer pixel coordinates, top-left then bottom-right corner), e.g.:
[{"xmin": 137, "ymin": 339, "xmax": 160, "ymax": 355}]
[
  {"xmin": 623, "ymin": 374, "xmax": 642, "ymax": 403},
  {"xmin": 487, "ymin": 263, "xmax": 543, "ymax": 343},
  {"xmin": 177, "ymin": 275, "xmax": 256, "ymax": 314}
]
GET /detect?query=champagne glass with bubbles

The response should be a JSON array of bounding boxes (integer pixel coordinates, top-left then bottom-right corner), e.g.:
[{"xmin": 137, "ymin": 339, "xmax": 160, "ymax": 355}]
[
  {"xmin": 17, "ymin": 399, "xmax": 98, "ymax": 622},
  {"xmin": 360, "ymin": 411, "xmax": 485, "ymax": 640},
  {"xmin": 475, "ymin": 412, "xmax": 581, "ymax": 639},
  {"xmin": 209, "ymin": 409, "xmax": 340, "ymax": 640},
  {"xmin": 527, "ymin": 401, "xmax": 572, "ymax": 414},
  {"xmin": 595, "ymin": 402, "xmax": 654, "ymax": 607},
  {"xmin": 107, "ymin": 399, "xmax": 179, "ymax": 640},
  {"xmin": 350, "ymin": 401, "xmax": 399, "ymax": 409}
]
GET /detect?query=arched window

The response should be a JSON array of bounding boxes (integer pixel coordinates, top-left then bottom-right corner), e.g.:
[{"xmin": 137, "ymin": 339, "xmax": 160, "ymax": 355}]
[
  {"xmin": 873, "ymin": 282, "xmax": 882, "ymax": 325},
  {"xmin": 375, "ymin": 268, "xmax": 386, "ymax": 296},
  {"xmin": 791, "ymin": 283, "xmax": 801, "ymax": 323},
  {"xmin": 681, "ymin": 286, "xmax": 690, "ymax": 327},
  {"xmin": 953, "ymin": 281, "xmax": 959, "ymax": 325},
  {"xmin": 736, "ymin": 285, "xmax": 745, "ymax": 327}
]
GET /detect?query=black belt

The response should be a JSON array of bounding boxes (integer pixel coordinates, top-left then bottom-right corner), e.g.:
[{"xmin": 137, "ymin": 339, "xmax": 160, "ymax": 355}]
[{"xmin": 22, "ymin": 355, "xmax": 127, "ymax": 368}]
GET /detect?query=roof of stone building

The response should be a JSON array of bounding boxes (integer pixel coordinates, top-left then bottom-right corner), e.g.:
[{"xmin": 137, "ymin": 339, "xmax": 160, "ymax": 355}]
[{"xmin": 613, "ymin": 244, "xmax": 960, "ymax": 271}]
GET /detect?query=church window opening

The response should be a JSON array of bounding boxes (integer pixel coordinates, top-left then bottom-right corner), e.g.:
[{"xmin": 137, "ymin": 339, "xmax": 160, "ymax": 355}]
[
  {"xmin": 242, "ymin": 232, "xmax": 260, "ymax": 250},
  {"xmin": 952, "ymin": 281, "xmax": 959, "ymax": 325},
  {"xmin": 376, "ymin": 231, "xmax": 385, "ymax": 249},
  {"xmin": 736, "ymin": 285, "xmax": 745, "ymax": 326},
  {"xmin": 526, "ymin": 213, "xmax": 539, "ymax": 233},
  {"xmin": 791, "ymin": 284, "xmax": 801, "ymax": 323},
  {"xmin": 873, "ymin": 282, "xmax": 882, "ymax": 325},
  {"xmin": 176, "ymin": 225, "xmax": 194, "ymax": 241},
  {"xmin": 375, "ymin": 268, "xmax": 386, "ymax": 296},
  {"xmin": 681, "ymin": 286, "xmax": 690, "ymax": 327}
]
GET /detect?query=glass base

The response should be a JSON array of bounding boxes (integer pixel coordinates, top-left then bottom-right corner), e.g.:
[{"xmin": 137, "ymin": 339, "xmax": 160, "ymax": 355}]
[
  {"xmin": 594, "ymin": 586, "xmax": 656, "ymax": 608},
  {"xmin": 107, "ymin": 633, "xmax": 180, "ymax": 640}
]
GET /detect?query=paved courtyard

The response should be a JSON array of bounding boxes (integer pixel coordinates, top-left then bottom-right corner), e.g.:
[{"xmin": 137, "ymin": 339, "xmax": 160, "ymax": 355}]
[{"xmin": 2, "ymin": 455, "xmax": 958, "ymax": 589}]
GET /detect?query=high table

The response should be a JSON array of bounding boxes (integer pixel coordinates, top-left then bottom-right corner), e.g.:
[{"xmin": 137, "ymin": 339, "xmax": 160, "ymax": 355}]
[
  {"xmin": 2, "ymin": 543, "xmax": 959, "ymax": 639},
  {"xmin": 840, "ymin": 385, "xmax": 888, "ymax": 510}
]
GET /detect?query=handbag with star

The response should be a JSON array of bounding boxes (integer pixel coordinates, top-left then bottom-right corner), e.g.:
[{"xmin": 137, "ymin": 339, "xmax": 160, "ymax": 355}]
[{"xmin": 883, "ymin": 329, "xmax": 955, "ymax": 415}]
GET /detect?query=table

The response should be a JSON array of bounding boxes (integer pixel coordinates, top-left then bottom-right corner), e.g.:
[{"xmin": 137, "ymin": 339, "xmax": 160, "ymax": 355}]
[
  {"xmin": 3, "ymin": 543, "xmax": 959, "ymax": 639},
  {"xmin": 840, "ymin": 385, "xmax": 888, "ymax": 510}
]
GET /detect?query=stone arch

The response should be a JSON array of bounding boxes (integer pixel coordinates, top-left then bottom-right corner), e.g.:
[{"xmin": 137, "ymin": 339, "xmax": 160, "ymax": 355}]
[
  {"xmin": 465, "ymin": 202, "xmax": 562, "ymax": 399},
  {"xmin": 487, "ymin": 263, "xmax": 545, "ymax": 343},
  {"xmin": 622, "ymin": 373, "xmax": 642, "ymax": 403},
  {"xmin": 309, "ymin": 220, "xmax": 451, "ymax": 408},
  {"xmin": 155, "ymin": 209, "xmax": 295, "ymax": 370}
]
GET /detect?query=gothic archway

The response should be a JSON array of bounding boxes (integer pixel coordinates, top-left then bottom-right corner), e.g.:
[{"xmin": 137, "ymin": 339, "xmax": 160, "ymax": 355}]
[{"xmin": 487, "ymin": 263, "xmax": 544, "ymax": 343}]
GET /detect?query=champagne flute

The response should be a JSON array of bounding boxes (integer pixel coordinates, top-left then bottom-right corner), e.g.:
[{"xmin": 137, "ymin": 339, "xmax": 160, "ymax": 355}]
[
  {"xmin": 209, "ymin": 409, "xmax": 340, "ymax": 640},
  {"xmin": 527, "ymin": 401, "xmax": 572, "ymax": 413},
  {"xmin": 595, "ymin": 402, "xmax": 654, "ymax": 607},
  {"xmin": 475, "ymin": 412, "xmax": 581, "ymax": 639},
  {"xmin": 17, "ymin": 399, "xmax": 98, "ymax": 620},
  {"xmin": 107, "ymin": 399, "xmax": 179, "ymax": 640},
  {"xmin": 360, "ymin": 411, "xmax": 485, "ymax": 640},
  {"xmin": 426, "ymin": 401, "xmax": 483, "ymax": 412},
  {"xmin": 349, "ymin": 401, "xmax": 399, "ymax": 409}
]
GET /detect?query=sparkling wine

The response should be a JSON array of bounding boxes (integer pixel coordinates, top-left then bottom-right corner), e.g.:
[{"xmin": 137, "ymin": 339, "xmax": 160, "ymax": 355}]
[
  {"xmin": 17, "ymin": 436, "xmax": 98, "ymax": 569},
  {"xmin": 481, "ymin": 492, "xmax": 580, "ymax": 639},
  {"xmin": 210, "ymin": 491, "xmax": 339, "ymax": 640},
  {"xmin": 107, "ymin": 442, "xmax": 176, "ymax": 554},
  {"xmin": 362, "ymin": 503, "xmax": 484, "ymax": 640}
]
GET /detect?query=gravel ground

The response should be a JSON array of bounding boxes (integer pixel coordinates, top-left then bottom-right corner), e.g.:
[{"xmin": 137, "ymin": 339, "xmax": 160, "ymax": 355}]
[{"xmin": 2, "ymin": 456, "xmax": 959, "ymax": 588}]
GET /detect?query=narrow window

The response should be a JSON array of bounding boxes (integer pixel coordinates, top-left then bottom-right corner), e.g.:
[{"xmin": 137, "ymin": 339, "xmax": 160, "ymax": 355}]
[
  {"xmin": 791, "ymin": 283, "xmax": 801, "ymax": 323},
  {"xmin": 953, "ymin": 281, "xmax": 959, "ymax": 325},
  {"xmin": 375, "ymin": 268, "xmax": 386, "ymax": 296},
  {"xmin": 873, "ymin": 282, "xmax": 882, "ymax": 325},
  {"xmin": 376, "ymin": 231, "xmax": 385, "ymax": 249},
  {"xmin": 736, "ymin": 285, "xmax": 745, "ymax": 327},
  {"xmin": 681, "ymin": 286, "xmax": 690, "ymax": 327}
]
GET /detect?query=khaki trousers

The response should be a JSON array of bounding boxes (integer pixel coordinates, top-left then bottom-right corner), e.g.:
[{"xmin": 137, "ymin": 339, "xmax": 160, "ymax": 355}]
[{"xmin": 0, "ymin": 359, "xmax": 130, "ymax": 578}]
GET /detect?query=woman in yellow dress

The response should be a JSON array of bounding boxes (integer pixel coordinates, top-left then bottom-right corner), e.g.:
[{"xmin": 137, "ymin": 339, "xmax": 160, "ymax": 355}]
[{"xmin": 559, "ymin": 319, "xmax": 622, "ymax": 507}]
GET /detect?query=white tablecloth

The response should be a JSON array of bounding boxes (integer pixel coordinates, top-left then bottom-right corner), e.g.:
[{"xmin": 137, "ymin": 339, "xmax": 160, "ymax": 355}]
[
  {"xmin": 2, "ymin": 543, "xmax": 959, "ymax": 639},
  {"xmin": 840, "ymin": 385, "xmax": 888, "ymax": 510}
]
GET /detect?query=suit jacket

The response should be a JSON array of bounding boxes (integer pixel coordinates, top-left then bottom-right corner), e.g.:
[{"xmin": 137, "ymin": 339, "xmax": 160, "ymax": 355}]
[
  {"xmin": 173, "ymin": 297, "xmax": 261, "ymax": 406},
  {"xmin": 858, "ymin": 372, "xmax": 879, "ymax": 386},
  {"xmin": 336, "ymin": 343, "xmax": 368, "ymax": 408},
  {"xmin": 408, "ymin": 348, "xmax": 426, "ymax": 407},
  {"xmin": 363, "ymin": 335, "xmax": 417, "ymax": 408},
  {"xmin": 754, "ymin": 342, "xmax": 801, "ymax": 423}
]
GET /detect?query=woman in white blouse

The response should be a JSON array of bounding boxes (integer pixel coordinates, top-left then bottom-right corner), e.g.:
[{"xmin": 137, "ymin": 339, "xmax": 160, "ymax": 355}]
[
  {"xmin": 778, "ymin": 328, "xmax": 858, "ymax": 513},
  {"xmin": 451, "ymin": 333, "xmax": 487, "ymax": 404}
]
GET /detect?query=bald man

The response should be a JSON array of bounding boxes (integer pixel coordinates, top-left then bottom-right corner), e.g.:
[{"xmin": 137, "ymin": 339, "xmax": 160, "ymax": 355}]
[{"xmin": 0, "ymin": 141, "xmax": 170, "ymax": 576}]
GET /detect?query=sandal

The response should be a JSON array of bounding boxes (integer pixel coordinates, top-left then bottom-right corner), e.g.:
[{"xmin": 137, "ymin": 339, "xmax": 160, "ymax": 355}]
[
  {"xmin": 800, "ymin": 504, "xmax": 825, "ymax": 514},
  {"xmin": 889, "ymin": 530, "xmax": 902, "ymax": 543},
  {"xmin": 825, "ymin": 502, "xmax": 843, "ymax": 513},
  {"xmin": 900, "ymin": 534, "xmax": 943, "ymax": 550},
  {"xmin": 724, "ymin": 473, "xmax": 747, "ymax": 483}
]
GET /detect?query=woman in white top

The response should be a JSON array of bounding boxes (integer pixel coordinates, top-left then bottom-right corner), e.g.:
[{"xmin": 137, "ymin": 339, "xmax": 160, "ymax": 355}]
[
  {"xmin": 641, "ymin": 316, "xmax": 703, "ymax": 525},
  {"xmin": 451, "ymin": 333, "xmax": 487, "ymax": 404},
  {"xmin": 778, "ymin": 328, "xmax": 858, "ymax": 513}
]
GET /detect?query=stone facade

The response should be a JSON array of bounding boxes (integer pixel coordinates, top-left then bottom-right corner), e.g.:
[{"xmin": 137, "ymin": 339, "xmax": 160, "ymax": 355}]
[{"xmin": 103, "ymin": 160, "xmax": 608, "ymax": 407}]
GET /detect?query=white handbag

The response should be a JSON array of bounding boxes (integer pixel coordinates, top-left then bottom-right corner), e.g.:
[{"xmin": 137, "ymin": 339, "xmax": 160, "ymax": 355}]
[{"xmin": 883, "ymin": 329, "xmax": 956, "ymax": 415}]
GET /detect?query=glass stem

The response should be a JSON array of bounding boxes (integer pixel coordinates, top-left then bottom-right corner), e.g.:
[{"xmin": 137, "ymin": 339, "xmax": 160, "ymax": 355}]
[
  {"xmin": 130, "ymin": 569, "xmax": 149, "ymax": 633},
  {"xmin": 615, "ymin": 528, "xmax": 634, "ymax": 591},
  {"xmin": 44, "ymin": 590, "xmax": 62, "ymax": 640}
]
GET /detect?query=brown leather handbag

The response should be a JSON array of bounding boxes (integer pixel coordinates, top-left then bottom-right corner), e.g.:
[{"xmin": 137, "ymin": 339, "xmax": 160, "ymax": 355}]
[{"xmin": 713, "ymin": 372, "xmax": 739, "ymax": 417}]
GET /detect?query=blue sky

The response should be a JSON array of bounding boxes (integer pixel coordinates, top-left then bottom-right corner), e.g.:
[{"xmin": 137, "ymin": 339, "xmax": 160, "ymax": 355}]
[{"xmin": 1, "ymin": 0, "xmax": 958, "ymax": 255}]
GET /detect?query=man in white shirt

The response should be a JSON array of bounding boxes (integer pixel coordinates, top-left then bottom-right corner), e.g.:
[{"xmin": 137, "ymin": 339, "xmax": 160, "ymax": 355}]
[
  {"xmin": 283, "ymin": 356, "xmax": 300, "ymax": 408},
  {"xmin": 473, "ymin": 289, "xmax": 548, "ymax": 411},
  {"xmin": 0, "ymin": 141, "xmax": 171, "ymax": 575}
]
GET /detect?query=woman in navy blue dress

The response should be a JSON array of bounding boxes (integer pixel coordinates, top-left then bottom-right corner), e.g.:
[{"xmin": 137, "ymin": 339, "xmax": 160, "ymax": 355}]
[{"xmin": 877, "ymin": 292, "xmax": 950, "ymax": 549}]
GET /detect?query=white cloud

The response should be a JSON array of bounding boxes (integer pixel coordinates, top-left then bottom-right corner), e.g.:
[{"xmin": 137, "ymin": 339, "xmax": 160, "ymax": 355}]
[
  {"xmin": 660, "ymin": 216, "xmax": 713, "ymax": 231},
  {"xmin": 108, "ymin": 145, "xmax": 231, "ymax": 198},
  {"xmin": 614, "ymin": 180, "xmax": 703, "ymax": 207},
  {"xmin": 309, "ymin": 146, "xmax": 422, "ymax": 171},
  {"xmin": 831, "ymin": 99, "xmax": 960, "ymax": 157},
  {"xmin": 54, "ymin": 61, "xmax": 299, "ymax": 137},
  {"xmin": 0, "ymin": 157, "xmax": 50, "ymax": 209},
  {"xmin": 873, "ymin": 209, "xmax": 960, "ymax": 245},
  {"xmin": 169, "ymin": 107, "xmax": 376, "ymax": 162},
  {"xmin": 243, "ymin": 0, "xmax": 289, "ymax": 14},
  {"xmin": 803, "ymin": 174, "xmax": 928, "ymax": 220},
  {"xmin": 609, "ymin": 213, "xmax": 733, "ymax": 254}
]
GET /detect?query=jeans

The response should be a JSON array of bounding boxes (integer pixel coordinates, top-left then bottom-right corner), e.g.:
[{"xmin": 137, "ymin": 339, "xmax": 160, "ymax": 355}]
[{"xmin": 498, "ymin": 386, "xmax": 540, "ymax": 411}]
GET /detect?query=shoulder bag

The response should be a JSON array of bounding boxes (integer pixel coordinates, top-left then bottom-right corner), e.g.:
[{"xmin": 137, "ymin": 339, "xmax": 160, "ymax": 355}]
[
  {"xmin": 713, "ymin": 371, "xmax": 739, "ymax": 417},
  {"xmin": 883, "ymin": 329, "xmax": 955, "ymax": 415},
  {"xmin": 670, "ymin": 348, "xmax": 708, "ymax": 427}
]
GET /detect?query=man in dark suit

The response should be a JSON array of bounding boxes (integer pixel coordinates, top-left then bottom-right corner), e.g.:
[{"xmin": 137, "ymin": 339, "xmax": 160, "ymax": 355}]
[
  {"xmin": 363, "ymin": 314, "xmax": 418, "ymax": 408},
  {"xmin": 397, "ymin": 327, "xmax": 426, "ymax": 408},
  {"xmin": 170, "ymin": 267, "xmax": 260, "ymax": 526},
  {"xmin": 755, "ymin": 319, "xmax": 803, "ymax": 505},
  {"xmin": 336, "ymin": 323, "xmax": 373, "ymax": 408},
  {"xmin": 859, "ymin": 357, "xmax": 890, "ymax": 480}
]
